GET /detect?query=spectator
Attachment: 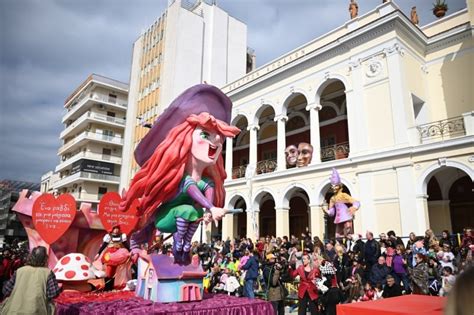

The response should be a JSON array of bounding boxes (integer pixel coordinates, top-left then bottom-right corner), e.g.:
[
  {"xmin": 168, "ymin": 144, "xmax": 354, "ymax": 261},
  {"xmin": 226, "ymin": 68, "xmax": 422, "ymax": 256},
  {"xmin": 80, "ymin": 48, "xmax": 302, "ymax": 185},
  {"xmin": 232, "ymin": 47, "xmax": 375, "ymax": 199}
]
[
  {"xmin": 374, "ymin": 283, "xmax": 383, "ymax": 300},
  {"xmin": 333, "ymin": 244, "xmax": 350, "ymax": 284},
  {"xmin": 392, "ymin": 245, "xmax": 410, "ymax": 293},
  {"xmin": 289, "ymin": 253, "xmax": 320, "ymax": 315},
  {"xmin": 409, "ymin": 253, "xmax": 429, "ymax": 295},
  {"xmin": 424, "ymin": 229, "xmax": 438, "ymax": 250},
  {"xmin": 439, "ymin": 266, "xmax": 456, "ymax": 297},
  {"xmin": 360, "ymin": 282, "xmax": 375, "ymax": 301},
  {"xmin": 363, "ymin": 232, "xmax": 380, "ymax": 272},
  {"xmin": 387, "ymin": 230, "xmax": 404, "ymax": 248},
  {"xmin": 342, "ymin": 273, "xmax": 364, "ymax": 303},
  {"xmin": 241, "ymin": 250, "xmax": 259, "ymax": 298},
  {"xmin": 369, "ymin": 256, "xmax": 391, "ymax": 286},
  {"xmin": 382, "ymin": 275, "xmax": 402, "ymax": 298},
  {"xmin": 439, "ymin": 230, "xmax": 454, "ymax": 249},
  {"xmin": 319, "ymin": 274, "xmax": 344, "ymax": 315},
  {"xmin": 411, "ymin": 238, "xmax": 427, "ymax": 267},
  {"xmin": 445, "ymin": 265, "xmax": 474, "ymax": 315},
  {"xmin": 262, "ymin": 253, "xmax": 286, "ymax": 315},
  {"xmin": 1, "ymin": 246, "xmax": 60, "ymax": 315},
  {"xmin": 325, "ymin": 241, "xmax": 336, "ymax": 262}
]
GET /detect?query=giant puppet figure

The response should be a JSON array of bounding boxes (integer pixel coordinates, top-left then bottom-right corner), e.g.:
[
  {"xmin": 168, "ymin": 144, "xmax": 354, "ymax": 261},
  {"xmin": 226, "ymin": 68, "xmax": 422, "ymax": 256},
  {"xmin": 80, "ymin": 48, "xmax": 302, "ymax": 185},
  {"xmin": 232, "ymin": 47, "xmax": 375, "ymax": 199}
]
[
  {"xmin": 323, "ymin": 168, "xmax": 361, "ymax": 239},
  {"xmin": 120, "ymin": 84, "xmax": 240, "ymax": 265}
]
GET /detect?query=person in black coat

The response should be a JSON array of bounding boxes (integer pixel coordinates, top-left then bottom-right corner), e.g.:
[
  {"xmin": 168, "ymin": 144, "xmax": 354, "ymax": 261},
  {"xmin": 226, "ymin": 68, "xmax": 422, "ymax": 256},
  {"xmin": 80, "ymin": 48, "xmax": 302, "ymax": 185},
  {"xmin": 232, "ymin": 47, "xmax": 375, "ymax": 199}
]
[
  {"xmin": 369, "ymin": 256, "xmax": 391, "ymax": 286},
  {"xmin": 319, "ymin": 274, "xmax": 344, "ymax": 315},
  {"xmin": 382, "ymin": 275, "xmax": 403, "ymax": 298},
  {"xmin": 363, "ymin": 232, "xmax": 380, "ymax": 270}
]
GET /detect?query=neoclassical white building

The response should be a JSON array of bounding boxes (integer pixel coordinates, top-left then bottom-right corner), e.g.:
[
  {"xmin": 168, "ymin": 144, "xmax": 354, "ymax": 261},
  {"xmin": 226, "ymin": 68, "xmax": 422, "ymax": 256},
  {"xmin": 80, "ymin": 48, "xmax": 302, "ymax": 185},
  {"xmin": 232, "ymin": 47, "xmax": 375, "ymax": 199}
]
[{"xmin": 218, "ymin": 1, "xmax": 474, "ymax": 241}]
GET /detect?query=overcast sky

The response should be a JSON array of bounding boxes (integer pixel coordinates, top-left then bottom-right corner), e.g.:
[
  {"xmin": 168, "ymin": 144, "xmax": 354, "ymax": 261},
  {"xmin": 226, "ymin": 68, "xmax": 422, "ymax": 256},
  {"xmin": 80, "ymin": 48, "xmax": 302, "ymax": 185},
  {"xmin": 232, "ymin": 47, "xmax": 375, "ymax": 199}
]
[{"xmin": 0, "ymin": 0, "xmax": 467, "ymax": 183}]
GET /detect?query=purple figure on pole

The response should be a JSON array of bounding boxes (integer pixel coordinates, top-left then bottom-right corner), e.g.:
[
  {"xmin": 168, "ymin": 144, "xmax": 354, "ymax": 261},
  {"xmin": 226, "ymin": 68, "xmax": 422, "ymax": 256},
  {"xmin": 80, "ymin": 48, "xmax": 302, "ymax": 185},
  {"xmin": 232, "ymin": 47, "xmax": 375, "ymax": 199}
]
[{"xmin": 323, "ymin": 168, "xmax": 361, "ymax": 239}]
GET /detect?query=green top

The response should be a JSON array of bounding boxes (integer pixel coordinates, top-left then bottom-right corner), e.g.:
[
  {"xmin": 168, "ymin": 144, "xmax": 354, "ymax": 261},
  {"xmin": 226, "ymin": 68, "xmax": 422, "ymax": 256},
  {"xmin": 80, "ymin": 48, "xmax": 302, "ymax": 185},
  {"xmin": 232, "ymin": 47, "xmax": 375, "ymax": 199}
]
[{"xmin": 154, "ymin": 175, "xmax": 214, "ymax": 233}]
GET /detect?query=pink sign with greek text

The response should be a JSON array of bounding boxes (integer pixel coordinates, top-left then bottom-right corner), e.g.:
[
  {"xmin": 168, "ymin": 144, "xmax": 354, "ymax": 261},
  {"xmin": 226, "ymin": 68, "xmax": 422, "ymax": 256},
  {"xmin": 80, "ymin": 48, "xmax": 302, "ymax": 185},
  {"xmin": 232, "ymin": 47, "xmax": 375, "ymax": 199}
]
[
  {"xmin": 32, "ymin": 193, "xmax": 77, "ymax": 244},
  {"xmin": 98, "ymin": 192, "xmax": 139, "ymax": 234}
]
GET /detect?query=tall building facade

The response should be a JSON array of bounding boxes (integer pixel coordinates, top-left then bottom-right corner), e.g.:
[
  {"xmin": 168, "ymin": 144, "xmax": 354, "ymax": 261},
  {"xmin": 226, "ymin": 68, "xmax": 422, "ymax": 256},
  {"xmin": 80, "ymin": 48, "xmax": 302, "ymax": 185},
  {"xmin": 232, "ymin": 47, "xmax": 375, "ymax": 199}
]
[
  {"xmin": 52, "ymin": 74, "xmax": 128, "ymax": 211},
  {"xmin": 219, "ymin": 1, "xmax": 474, "ymax": 241},
  {"xmin": 0, "ymin": 180, "xmax": 39, "ymax": 248},
  {"xmin": 120, "ymin": 0, "xmax": 248, "ymax": 189}
]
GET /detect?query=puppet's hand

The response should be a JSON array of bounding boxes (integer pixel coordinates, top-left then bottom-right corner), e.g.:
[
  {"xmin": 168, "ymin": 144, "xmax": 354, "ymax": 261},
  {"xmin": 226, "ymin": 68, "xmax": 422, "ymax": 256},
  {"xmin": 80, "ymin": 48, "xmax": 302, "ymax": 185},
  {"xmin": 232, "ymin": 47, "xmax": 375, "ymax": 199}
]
[
  {"xmin": 349, "ymin": 206, "xmax": 357, "ymax": 216},
  {"xmin": 210, "ymin": 207, "xmax": 226, "ymax": 227}
]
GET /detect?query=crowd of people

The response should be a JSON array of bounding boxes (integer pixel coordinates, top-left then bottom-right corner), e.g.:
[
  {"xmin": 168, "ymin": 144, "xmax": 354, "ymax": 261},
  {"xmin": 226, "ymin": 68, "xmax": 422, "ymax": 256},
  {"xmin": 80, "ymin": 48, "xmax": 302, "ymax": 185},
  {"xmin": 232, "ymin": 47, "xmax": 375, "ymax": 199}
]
[
  {"xmin": 1, "ymin": 228, "xmax": 473, "ymax": 315},
  {"xmin": 175, "ymin": 227, "xmax": 473, "ymax": 314},
  {"xmin": 0, "ymin": 239, "xmax": 28, "ymax": 300}
]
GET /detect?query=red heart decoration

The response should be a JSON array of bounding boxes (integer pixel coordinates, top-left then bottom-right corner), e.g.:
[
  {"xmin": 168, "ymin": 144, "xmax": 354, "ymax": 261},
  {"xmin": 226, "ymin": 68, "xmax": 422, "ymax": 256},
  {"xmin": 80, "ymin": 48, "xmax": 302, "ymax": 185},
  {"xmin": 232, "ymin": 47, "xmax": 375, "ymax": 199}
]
[
  {"xmin": 32, "ymin": 194, "xmax": 77, "ymax": 244},
  {"xmin": 98, "ymin": 192, "xmax": 139, "ymax": 235}
]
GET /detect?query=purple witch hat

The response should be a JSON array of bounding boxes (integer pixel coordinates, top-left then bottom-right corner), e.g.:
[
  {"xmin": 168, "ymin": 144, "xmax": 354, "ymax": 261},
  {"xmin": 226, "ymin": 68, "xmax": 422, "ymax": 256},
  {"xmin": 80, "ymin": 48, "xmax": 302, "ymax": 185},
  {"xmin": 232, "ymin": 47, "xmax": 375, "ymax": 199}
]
[
  {"xmin": 134, "ymin": 84, "xmax": 233, "ymax": 167},
  {"xmin": 330, "ymin": 168, "xmax": 341, "ymax": 185}
]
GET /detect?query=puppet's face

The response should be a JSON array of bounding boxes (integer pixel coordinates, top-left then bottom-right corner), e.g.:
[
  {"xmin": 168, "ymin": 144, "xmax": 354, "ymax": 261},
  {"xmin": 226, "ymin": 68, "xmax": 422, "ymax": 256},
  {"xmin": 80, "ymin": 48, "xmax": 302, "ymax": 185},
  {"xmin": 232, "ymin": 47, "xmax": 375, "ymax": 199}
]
[
  {"xmin": 297, "ymin": 143, "xmax": 313, "ymax": 167},
  {"xmin": 285, "ymin": 145, "xmax": 298, "ymax": 167},
  {"xmin": 191, "ymin": 127, "xmax": 223, "ymax": 166},
  {"xmin": 331, "ymin": 184, "xmax": 342, "ymax": 194}
]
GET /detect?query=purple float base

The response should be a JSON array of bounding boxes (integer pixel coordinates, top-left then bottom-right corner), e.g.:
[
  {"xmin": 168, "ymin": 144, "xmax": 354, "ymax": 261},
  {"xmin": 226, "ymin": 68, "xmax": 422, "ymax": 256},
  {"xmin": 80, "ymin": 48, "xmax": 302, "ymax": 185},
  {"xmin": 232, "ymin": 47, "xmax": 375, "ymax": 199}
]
[{"xmin": 55, "ymin": 292, "xmax": 274, "ymax": 315}]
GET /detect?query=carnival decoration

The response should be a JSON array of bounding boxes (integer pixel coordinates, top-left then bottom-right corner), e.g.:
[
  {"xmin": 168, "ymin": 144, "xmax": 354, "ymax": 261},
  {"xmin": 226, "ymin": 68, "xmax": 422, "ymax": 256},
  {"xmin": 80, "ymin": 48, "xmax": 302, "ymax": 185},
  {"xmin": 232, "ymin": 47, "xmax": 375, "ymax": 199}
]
[
  {"xmin": 296, "ymin": 142, "xmax": 313, "ymax": 167},
  {"xmin": 98, "ymin": 192, "xmax": 139, "ymax": 234},
  {"xmin": 323, "ymin": 168, "xmax": 361, "ymax": 238},
  {"xmin": 120, "ymin": 84, "xmax": 240, "ymax": 266},
  {"xmin": 53, "ymin": 253, "xmax": 104, "ymax": 292},
  {"xmin": 285, "ymin": 145, "xmax": 298, "ymax": 168},
  {"xmin": 32, "ymin": 193, "xmax": 76, "ymax": 244}
]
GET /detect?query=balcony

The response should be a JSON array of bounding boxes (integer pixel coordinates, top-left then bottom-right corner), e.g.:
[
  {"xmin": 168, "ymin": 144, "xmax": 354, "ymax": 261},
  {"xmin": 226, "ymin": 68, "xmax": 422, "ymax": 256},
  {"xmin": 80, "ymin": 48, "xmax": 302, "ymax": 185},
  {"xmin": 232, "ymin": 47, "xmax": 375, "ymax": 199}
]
[
  {"xmin": 321, "ymin": 142, "xmax": 350, "ymax": 162},
  {"xmin": 232, "ymin": 165, "xmax": 247, "ymax": 179},
  {"xmin": 60, "ymin": 111, "xmax": 126, "ymax": 139},
  {"xmin": 58, "ymin": 131, "xmax": 124, "ymax": 155},
  {"xmin": 256, "ymin": 159, "xmax": 277, "ymax": 175},
  {"xmin": 62, "ymin": 93, "xmax": 127, "ymax": 123},
  {"xmin": 52, "ymin": 171, "xmax": 120, "ymax": 189},
  {"xmin": 416, "ymin": 116, "xmax": 465, "ymax": 143},
  {"xmin": 55, "ymin": 151, "xmax": 122, "ymax": 173}
]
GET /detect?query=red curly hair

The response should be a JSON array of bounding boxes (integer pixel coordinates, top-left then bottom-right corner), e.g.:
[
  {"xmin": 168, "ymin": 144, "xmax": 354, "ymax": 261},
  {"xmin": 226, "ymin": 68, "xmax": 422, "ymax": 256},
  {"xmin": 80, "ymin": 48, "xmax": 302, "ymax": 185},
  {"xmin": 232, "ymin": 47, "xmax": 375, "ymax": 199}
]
[{"xmin": 120, "ymin": 112, "xmax": 240, "ymax": 227}]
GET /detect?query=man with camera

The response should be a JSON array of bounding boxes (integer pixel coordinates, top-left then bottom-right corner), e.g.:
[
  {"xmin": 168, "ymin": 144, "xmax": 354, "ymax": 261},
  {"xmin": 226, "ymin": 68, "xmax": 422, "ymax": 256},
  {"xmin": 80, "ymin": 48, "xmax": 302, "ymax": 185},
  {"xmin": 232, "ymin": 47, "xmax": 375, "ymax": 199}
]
[{"xmin": 263, "ymin": 253, "xmax": 287, "ymax": 315}]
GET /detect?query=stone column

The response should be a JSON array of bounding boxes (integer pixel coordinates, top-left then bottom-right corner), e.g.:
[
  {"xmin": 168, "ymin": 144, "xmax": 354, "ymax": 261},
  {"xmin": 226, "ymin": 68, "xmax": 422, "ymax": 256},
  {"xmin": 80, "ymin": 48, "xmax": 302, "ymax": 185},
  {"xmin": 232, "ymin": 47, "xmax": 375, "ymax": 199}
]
[
  {"xmin": 247, "ymin": 124, "xmax": 260, "ymax": 167},
  {"xmin": 275, "ymin": 207, "xmax": 290, "ymax": 237},
  {"xmin": 274, "ymin": 115, "xmax": 288, "ymax": 171},
  {"xmin": 246, "ymin": 209, "xmax": 260, "ymax": 240},
  {"xmin": 221, "ymin": 214, "xmax": 235, "ymax": 241},
  {"xmin": 415, "ymin": 194, "xmax": 430, "ymax": 235},
  {"xmin": 462, "ymin": 111, "xmax": 474, "ymax": 135},
  {"xmin": 306, "ymin": 103, "xmax": 322, "ymax": 164},
  {"xmin": 385, "ymin": 44, "xmax": 410, "ymax": 146},
  {"xmin": 309, "ymin": 204, "xmax": 325, "ymax": 239},
  {"xmin": 225, "ymin": 137, "xmax": 233, "ymax": 179}
]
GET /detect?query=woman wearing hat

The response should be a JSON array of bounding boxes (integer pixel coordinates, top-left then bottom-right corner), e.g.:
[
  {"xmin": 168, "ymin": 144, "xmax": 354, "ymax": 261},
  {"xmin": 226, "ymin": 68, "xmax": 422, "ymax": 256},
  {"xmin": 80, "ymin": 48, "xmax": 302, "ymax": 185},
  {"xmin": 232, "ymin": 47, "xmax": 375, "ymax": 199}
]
[{"xmin": 120, "ymin": 84, "xmax": 240, "ymax": 265}]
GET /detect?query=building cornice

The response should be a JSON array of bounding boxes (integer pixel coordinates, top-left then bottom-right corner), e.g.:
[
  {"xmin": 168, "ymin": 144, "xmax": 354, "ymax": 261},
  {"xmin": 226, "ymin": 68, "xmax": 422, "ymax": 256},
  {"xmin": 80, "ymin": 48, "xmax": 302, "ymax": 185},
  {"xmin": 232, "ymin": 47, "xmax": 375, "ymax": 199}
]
[{"xmin": 223, "ymin": 9, "xmax": 471, "ymax": 103}]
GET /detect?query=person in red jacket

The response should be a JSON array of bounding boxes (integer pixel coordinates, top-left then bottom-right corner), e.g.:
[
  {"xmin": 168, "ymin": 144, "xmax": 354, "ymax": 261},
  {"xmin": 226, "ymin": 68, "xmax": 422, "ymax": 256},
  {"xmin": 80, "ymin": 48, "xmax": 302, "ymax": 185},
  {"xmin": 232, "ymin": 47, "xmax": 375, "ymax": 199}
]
[{"xmin": 289, "ymin": 253, "xmax": 320, "ymax": 315}]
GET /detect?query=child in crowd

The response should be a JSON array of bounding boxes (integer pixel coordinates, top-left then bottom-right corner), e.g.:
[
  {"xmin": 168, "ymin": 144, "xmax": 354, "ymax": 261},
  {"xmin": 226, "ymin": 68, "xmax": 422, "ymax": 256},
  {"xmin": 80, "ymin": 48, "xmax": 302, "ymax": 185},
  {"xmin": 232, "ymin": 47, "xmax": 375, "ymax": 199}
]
[{"xmin": 439, "ymin": 266, "xmax": 456, "ymax": 297}]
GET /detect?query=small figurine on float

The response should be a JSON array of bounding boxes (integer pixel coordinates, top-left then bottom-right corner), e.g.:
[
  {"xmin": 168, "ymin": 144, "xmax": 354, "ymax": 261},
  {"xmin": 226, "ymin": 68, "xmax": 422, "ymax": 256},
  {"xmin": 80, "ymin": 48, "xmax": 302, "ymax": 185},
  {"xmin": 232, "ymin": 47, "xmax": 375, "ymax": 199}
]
[
  {"xmin": 323, "ymin": 168, "xmax": 360, "ymax": 239},
  {"xmin": 95, "ymin": 225, "xmax": 130, "ymax": 290},
  {"xmin": 120, "ymin": 84, "xmax": 240, "ymax": 265}
]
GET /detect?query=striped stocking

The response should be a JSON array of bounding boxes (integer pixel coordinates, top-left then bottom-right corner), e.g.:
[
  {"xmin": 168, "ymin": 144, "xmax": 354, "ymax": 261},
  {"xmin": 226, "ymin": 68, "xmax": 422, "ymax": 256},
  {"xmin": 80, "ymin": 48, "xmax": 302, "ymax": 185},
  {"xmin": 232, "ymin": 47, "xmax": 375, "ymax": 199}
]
[
  {"xmin": 173, "ymin": 217, "xmax": 190, "ymax": 252},
  {"xmin": 183, "ymin": 221, "xmax": 200, "ymax": 252}
]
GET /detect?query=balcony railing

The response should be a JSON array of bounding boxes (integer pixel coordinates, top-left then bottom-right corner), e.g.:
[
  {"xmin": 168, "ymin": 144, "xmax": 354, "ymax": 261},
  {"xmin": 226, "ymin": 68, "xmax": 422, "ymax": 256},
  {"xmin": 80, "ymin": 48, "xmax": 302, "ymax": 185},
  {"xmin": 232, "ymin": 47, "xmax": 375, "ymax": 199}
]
[
  {"xmin": 52, "ymin": 171, "xmax": 120, "ymax": 189},
  {"xmin": 232, "ymin": 165, "xmax": 247, "ymax": 179},
  {"xmin": 256, "ymin": 159, "xmax": 277, "ymax": 175},
  {"xmin": 61, "ymin": 111, "xmax": 125, "ymax": 139},
  {"xmin": 321, "ymin": 142, "xmax": 350, "ymax": 162},
  {"xmin": 417, "ymin": 116, "xmax": 465, "ymax": 141},
  {"xmin": 63, "ymin": 93, "xmax": 127, "ymax": 123},
  {"xmin": 58, "ymin": 131, "xmax": 124, "ymax": 154}
]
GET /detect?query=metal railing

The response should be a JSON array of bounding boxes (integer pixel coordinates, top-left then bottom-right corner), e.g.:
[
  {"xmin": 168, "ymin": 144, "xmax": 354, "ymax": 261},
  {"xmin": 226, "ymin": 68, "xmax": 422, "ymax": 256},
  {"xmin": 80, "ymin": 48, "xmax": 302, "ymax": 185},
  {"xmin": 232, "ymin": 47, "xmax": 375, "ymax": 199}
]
[
  {"xmin": 58, "ymin": 131, "xmax": 123, "ymax": 154},
  {"xmin": 256, "ymin": 159, "xmax": 277, "ymax": 175},
  {"xmin": 321, "ymin": 141, "xmax": 350, "ymax": 162},
  {"xmin": 417, "ymin": 116, "xmax": 465, "ymax": 141},
  {"xmin": 232, "ymin": 165, "xmax": 247, "ymax": 179}
]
